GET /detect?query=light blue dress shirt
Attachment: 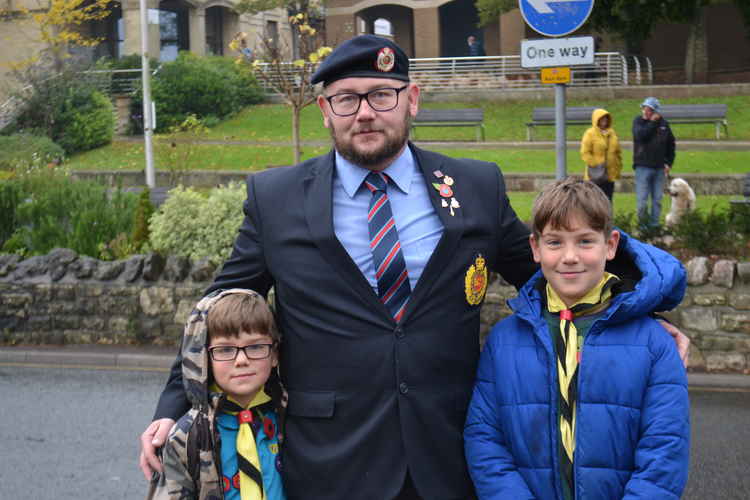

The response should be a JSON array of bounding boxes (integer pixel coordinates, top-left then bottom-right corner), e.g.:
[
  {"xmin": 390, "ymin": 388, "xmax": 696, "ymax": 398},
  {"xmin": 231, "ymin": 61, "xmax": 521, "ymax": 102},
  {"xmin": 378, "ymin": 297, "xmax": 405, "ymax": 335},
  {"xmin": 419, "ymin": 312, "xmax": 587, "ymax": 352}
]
[{"xmin": 332, "ymin": 147, "xmax": 444, "ymax": 294}]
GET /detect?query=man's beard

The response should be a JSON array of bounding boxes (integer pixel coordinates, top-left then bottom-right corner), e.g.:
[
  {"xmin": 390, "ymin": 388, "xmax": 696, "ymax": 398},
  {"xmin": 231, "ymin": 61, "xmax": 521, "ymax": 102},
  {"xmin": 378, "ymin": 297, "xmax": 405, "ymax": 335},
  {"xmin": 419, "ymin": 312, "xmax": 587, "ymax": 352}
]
[{"xmin": 331, "ymin": 114, "xmax": 413, "ymax": 168}]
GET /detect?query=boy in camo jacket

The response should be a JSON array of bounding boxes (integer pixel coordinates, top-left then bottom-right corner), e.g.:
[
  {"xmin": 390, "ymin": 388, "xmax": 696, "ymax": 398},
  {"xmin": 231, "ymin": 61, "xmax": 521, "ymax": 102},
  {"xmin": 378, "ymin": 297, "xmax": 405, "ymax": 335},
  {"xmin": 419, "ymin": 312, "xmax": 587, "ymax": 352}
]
[{"xmin": 147, "ymin": 289, "xmax": 286, "ymax": 500}]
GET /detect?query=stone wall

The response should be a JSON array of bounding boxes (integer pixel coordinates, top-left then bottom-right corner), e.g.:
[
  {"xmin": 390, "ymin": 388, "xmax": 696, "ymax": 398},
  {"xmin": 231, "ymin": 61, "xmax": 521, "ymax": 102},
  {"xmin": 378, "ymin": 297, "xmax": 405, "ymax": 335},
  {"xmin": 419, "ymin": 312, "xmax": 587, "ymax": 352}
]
[
  {"xmin": 1, "ymin": 250, "xmax": 749, "ymax": 373},
  {"xmin": 73, "ymin": 170, "xmax": 748, "ymax": 196}
]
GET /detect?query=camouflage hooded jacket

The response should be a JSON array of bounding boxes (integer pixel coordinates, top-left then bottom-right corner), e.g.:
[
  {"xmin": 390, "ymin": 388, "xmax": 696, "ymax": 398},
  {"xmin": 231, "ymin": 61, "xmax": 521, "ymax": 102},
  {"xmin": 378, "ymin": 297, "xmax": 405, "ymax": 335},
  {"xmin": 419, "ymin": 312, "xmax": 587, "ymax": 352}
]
[{"xmin": 147, "ymin": 289, "xmax": 285, "ymax": 500}]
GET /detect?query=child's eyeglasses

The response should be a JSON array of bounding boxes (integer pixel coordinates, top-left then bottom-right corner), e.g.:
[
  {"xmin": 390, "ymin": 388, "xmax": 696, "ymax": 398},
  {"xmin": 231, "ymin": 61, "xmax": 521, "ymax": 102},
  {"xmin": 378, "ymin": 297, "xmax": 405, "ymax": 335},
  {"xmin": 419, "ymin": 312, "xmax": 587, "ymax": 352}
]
[{"xmin": 208, "ymin": 344, "xmax": 274, "ymax": 361}]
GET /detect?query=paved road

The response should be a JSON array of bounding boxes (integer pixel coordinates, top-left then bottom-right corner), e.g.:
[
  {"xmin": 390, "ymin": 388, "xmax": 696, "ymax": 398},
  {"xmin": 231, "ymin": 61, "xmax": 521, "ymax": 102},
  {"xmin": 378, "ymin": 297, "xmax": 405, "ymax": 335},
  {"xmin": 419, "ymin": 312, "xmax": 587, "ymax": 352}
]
[{"xmin": 1, "ymin": 365, "xmax": 748, "ymax": 499}]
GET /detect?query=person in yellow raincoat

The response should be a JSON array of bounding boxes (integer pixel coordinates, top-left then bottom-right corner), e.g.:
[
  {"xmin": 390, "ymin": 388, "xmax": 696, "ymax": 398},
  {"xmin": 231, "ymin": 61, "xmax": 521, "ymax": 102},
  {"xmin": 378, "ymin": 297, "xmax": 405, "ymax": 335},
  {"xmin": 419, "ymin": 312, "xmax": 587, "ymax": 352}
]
[{"xmin": 580, "ymin": 108, "xmax": 622, "ymax": 202}]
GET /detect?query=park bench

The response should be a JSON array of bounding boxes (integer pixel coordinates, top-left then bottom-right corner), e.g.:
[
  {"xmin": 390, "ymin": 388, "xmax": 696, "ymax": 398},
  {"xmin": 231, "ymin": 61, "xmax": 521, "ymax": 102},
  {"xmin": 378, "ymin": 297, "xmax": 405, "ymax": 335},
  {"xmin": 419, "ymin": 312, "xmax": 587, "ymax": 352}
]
[
  {"xmin": 412, "ymin": 108, "xmax": 485, "ymax": 142},
  {"xmin": 730, "ymin": 172, "xmax": 750, "ymax": 208},
  {"xmin": 526, "ymin": 104, "xmax": 729, "ymax": 141}
]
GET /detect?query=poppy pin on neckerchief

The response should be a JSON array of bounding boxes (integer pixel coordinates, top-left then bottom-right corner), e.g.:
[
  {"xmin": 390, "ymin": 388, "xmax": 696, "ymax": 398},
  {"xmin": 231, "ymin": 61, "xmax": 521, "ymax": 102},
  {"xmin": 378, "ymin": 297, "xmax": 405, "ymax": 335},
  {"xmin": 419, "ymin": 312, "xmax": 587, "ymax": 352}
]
[
  {"xmin": 432, "ymin": 170, "xmax": 460, "ymax": 216},
  {"xmin": 465, "ymin": 254, "xmax": 488, "ymax": 305}
]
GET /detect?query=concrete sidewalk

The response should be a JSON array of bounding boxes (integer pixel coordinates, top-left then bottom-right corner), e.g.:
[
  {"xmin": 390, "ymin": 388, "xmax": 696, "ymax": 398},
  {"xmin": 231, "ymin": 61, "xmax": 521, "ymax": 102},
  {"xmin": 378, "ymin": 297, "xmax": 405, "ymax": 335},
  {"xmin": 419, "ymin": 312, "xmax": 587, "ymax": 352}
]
[{"xmin": 1, "ymin": 345, "xmax": 749, "ymax": 389}]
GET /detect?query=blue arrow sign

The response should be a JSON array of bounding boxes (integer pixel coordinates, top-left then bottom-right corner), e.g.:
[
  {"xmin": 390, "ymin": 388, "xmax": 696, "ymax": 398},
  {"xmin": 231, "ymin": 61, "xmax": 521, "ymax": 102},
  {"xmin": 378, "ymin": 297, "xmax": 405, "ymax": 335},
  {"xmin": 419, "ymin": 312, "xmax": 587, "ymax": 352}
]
[{"xmin": 519, "ymin": 0, "xmax": 594, "ymax": 37}]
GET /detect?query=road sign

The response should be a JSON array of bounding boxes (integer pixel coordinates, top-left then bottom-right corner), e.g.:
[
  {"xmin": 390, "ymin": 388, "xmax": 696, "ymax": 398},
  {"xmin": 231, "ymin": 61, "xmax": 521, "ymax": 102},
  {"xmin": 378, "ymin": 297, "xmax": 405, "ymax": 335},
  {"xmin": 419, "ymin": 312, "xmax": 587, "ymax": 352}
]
[
  {"xmin": 541, "ymin": 67, "xmax": 570, "ymax": 84},
  {"xmin": 521, "ymin": 36, "xmax": 594, "ymax": 68},
  {"xmin": 519, "ymin": 0, "xmax": 595, "ymax": 37}
]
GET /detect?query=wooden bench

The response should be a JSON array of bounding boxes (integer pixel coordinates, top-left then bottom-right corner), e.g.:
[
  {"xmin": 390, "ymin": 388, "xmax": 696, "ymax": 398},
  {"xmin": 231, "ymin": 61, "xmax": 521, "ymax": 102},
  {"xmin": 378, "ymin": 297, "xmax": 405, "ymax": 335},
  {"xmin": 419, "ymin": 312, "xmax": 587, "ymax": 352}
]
[
  {"xmin": 412, "ymin": 108, "xmax": 485, "ymax": 142},
  {"xmin": 730, "ymin": 173, "xmax": 750, "ymax": 208},
  {"xmin": 526, "ymin": 104, "xmax": 729, "ymax": 141}
]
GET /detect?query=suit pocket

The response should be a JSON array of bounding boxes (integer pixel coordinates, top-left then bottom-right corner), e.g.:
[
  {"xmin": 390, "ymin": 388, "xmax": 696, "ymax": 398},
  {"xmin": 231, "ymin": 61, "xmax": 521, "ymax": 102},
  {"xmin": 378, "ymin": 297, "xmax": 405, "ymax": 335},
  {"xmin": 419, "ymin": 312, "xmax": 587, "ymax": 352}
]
[{"xmin": 286, "ymin": 390, "xmax": 336, "ymax": 418}]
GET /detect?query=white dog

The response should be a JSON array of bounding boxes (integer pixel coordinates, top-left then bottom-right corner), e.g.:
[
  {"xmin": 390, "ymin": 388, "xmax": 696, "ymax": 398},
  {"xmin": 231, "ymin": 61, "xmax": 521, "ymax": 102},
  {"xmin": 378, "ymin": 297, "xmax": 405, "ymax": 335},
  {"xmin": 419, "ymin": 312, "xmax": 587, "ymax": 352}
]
[{"xmin": 665, "ymin": 178, "xmax": 696, "ymax": 227}]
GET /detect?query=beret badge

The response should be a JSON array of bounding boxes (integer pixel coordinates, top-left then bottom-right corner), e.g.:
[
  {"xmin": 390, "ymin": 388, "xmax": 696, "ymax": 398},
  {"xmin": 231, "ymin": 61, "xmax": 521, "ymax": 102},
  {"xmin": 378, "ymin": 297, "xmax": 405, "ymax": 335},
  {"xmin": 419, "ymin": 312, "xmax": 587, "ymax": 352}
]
[{"xmin": 376, "ymin": 47, "xmax": 395, "ymax": 73}]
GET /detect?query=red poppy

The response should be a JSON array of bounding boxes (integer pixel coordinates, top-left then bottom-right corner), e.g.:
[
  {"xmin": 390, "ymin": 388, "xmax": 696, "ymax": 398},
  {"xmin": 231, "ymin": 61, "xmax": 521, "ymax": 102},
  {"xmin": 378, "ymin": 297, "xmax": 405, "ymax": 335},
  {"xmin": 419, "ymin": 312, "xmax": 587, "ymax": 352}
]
[
  {"xmin": 264, "ymin": 417, "xmax": 275, "ymax": 439},
  {"xmin": 439, "ymin": 184, "xmax": 453, "ymax": 198}
]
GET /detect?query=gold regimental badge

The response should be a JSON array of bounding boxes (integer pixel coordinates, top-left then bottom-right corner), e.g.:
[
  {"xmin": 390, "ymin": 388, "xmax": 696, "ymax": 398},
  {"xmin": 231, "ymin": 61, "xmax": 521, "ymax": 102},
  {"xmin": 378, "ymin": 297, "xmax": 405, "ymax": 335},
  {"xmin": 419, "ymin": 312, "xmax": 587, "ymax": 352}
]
[
  {"xmin": 376, "ymin": 47, "xmax": 395, "ymax": 72},
  {"xmin": 465, "ymin": 255, "xmax": 488, "ymax": 305}
]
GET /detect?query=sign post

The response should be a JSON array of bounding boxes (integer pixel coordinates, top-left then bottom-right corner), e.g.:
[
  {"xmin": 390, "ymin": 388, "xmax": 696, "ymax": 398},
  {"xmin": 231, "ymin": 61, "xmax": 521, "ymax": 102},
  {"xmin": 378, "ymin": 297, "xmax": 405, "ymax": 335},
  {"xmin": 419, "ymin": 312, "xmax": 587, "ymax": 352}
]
[{"xmin": 519, "ymin": 0, "xmax": 595, "ymax": 180}]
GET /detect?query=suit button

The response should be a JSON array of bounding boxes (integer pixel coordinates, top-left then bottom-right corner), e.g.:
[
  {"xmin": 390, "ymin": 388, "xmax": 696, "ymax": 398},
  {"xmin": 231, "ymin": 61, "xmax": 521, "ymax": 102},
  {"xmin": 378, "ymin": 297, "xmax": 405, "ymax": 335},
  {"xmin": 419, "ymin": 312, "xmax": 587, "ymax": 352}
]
[
  {"xmin": 394, "ymin": 326, "xmax": 404, "ymax": 339},
  {"xmin": 399, "ymin": 382, "xmax": 409, "ymax": 394}
]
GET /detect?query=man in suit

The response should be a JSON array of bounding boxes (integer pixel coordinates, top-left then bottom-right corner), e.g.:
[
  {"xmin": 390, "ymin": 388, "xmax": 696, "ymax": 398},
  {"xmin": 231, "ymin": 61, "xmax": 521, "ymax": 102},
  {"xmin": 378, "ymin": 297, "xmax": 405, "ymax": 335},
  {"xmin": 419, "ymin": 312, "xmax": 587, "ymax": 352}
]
[{"xmin": 140, "ymin": 35, "xmax": 688, "ymax": 500}]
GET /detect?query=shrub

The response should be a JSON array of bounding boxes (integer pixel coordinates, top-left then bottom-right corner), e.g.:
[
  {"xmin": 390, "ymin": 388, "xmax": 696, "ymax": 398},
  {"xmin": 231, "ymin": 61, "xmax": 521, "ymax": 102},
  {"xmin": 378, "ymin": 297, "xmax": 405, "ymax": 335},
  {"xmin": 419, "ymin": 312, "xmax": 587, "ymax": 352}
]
[
  {"xmin": 130, "ymin": 53, "xmax": 264, "ymax": 133},
  {"xmin": 149, "ymin": 182, "xmax": 246, "ymax": 264},
  {"xmin": 0, "ymin": 134, "xmax": 65, "ymax": 172},
  {"xmin": 56, "ymin": 89, "xmax": 114, "ymax": 154},
  {"xmin": 9, "ymin": 71, "xmax": 115, "ymax": 154},
  {"xmin": 671, "ymin": 205, "xmax": 743, "ymax": 255},
  {"xmin": 131, "ymin": 188, "xmax": 155, "ymax": 252},
  {"xmin": 1, "ymin": 170, "xmax": 138, "ymax": 257}
]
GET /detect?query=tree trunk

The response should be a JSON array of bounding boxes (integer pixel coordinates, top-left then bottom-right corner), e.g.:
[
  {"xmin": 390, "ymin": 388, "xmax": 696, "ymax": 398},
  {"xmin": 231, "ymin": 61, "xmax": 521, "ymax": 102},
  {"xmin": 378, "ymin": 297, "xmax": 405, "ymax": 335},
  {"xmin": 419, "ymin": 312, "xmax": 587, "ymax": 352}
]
[
  {"xmin": 292, "ymin": 105, "xmax": 301, "ymax": 165},
  {"xmin": 685, "ymin": 2, "xmax": 709, "ymax": 84}
]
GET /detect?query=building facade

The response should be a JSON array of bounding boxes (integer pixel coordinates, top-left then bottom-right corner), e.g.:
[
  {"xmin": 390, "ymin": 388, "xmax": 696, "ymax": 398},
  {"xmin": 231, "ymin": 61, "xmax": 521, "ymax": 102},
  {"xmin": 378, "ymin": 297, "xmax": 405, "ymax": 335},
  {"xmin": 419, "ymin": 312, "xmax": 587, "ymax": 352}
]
[{"xmin": 0, "ymin": 0, "xmax": 292, "ymax": 97}]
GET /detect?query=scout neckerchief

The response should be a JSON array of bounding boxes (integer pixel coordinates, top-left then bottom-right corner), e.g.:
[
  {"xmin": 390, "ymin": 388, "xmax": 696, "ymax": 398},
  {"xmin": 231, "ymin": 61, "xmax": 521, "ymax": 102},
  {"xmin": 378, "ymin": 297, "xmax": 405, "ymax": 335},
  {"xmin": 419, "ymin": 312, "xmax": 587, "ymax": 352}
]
[
  {"xmin": 545, "ymin": 272, "xmax": 619, "ymax": 496},
  {"xmin": 214, "ymin": 386, "xmax": 271, "ymax": 500}
]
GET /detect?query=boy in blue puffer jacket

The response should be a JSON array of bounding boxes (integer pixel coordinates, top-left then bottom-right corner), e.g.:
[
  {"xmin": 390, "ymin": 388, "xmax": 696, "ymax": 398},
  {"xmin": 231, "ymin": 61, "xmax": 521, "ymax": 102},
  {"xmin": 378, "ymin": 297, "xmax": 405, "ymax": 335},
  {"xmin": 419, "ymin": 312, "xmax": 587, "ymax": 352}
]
[{"xmin": 464, "ymin": 178, "xmax": 689, "ymax": 500}]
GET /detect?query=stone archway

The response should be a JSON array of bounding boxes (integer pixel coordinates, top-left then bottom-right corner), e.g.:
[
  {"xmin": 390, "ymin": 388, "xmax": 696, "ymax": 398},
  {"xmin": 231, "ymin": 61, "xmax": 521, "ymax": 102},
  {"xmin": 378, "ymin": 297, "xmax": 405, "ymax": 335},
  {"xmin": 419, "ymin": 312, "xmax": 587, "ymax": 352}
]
[
  {"xmin": 355, "ymin": 4, "xmax": 414, "ymax": 57},
  {"xmin": 438, "ymin": 0, "xmax": 482, "ymax": 57}
]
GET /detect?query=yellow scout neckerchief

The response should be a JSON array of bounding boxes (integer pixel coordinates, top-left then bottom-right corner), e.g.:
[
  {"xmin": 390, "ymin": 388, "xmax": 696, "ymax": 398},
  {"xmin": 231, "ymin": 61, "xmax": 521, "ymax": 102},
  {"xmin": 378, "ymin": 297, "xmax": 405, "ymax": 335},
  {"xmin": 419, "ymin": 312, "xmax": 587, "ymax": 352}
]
[
  {"xmin": 545, "ymin": 272, "xmax": 619, "ymax": 484},
  {"xmin": 213, "ymin": 385, "xmax": 271, "ymax": 500}
]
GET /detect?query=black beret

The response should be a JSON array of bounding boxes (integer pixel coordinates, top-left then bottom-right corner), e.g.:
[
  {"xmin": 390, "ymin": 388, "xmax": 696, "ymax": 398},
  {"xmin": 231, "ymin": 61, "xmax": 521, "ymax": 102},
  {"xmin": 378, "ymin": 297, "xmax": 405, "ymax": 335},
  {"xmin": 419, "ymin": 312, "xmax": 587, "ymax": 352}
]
[{"xmin": 311, "ymin": 35, "xmax": 409, "ymax": 86}]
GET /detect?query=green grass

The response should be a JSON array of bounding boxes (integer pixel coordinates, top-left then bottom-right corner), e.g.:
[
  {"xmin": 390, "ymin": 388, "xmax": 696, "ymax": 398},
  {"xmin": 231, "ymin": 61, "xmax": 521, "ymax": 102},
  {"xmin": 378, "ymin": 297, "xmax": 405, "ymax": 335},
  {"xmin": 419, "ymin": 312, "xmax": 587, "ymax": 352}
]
[
  {"xmin": 64, "ymin": 95, "xmax": 750, "ymax": 173},
  {"xmin": 202, "ymin": 95, "xmax": 750, "ymax": 143},
  {"xmin": 508, "ymin": 192, "xmax": 736, "ymax": 223}
]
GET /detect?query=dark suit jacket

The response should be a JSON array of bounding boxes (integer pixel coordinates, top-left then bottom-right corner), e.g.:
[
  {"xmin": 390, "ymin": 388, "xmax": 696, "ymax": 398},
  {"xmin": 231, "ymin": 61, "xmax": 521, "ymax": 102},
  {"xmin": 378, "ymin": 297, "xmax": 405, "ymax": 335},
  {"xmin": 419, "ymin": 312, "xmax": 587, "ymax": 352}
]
[{"xmin": 155, "ymin": 144, "xmax": 537, "ymax": 499}]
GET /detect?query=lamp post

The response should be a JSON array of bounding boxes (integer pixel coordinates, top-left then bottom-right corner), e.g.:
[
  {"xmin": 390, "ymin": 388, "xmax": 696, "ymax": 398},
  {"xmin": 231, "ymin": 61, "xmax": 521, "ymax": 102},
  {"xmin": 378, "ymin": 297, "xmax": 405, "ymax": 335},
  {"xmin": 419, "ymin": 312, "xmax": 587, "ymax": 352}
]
[{"xmin": 139, "ymin": 0, "xmax": 155, "ymax": 188}]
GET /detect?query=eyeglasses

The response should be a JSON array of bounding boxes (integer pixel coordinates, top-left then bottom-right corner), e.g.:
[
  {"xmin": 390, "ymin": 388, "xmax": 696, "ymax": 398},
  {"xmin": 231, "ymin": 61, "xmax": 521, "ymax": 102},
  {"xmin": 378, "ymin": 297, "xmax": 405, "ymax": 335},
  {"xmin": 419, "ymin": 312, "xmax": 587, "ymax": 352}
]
[
  {"xmin": 325, "ymin": 85, "xmax": 409, "ymax": 117},
  {"xmin": 208, "ymin": 343, "xmax": 275, "ymax": 361}
]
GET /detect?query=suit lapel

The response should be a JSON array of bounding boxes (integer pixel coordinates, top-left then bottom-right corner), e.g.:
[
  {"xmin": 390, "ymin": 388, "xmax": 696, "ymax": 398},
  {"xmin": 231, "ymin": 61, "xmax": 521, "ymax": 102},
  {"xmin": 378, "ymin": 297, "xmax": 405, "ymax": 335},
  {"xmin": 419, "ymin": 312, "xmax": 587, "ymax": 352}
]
[
  {"xmin": 402, "ymin": 144, "xmax": 464, "ymax": 322},
  {"xmin": 302, "ymin": 151, "xmax": 390, "ymax": 316}
]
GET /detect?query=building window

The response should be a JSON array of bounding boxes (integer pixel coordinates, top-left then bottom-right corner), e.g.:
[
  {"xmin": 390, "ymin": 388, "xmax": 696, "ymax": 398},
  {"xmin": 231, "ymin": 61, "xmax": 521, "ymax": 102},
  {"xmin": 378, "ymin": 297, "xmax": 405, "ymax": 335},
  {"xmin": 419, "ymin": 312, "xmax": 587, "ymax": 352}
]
[
  {"xmin": 159, "ymin": 0, "xmax": 190, "ymax": 61},
  {"xmin": 374, "ymin": 18, "xmax": 392, "ymax": 37},
  {"xmin": 266, "ymin": 20, "xmax": 278, "ymax": 47},
  {"xmin": 206, "ymin": 6, "xmax": 224, "ymax": 55}
]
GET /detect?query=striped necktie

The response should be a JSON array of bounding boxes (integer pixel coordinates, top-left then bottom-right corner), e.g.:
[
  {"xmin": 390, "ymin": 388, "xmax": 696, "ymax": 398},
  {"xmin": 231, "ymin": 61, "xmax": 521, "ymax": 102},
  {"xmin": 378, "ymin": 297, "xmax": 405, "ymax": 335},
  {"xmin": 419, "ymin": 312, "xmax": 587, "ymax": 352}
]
[{"xmin": 364, "ymin": 171, "xmax": 411, "ymax": 322}]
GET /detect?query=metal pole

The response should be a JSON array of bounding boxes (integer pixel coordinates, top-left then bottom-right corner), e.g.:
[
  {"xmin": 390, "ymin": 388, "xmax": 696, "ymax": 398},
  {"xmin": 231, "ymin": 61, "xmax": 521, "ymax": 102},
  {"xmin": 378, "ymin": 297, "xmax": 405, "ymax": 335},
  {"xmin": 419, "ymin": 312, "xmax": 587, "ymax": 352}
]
[
  {"xmin": 555, "ymin": 83, "xmax": 567, "ymax": 180},
  {"xmin": 140, "ymin": 0, "xmax": 155, "ymax": 188}
]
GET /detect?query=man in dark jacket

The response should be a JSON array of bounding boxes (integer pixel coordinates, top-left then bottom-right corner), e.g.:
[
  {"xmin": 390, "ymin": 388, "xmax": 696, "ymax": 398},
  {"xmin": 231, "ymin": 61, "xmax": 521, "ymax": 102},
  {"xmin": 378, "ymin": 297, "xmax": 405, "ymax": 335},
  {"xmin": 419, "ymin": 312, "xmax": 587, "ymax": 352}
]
[{"xmin": 632, "ymin": 97, "xmax": 676, "ymax": 228}]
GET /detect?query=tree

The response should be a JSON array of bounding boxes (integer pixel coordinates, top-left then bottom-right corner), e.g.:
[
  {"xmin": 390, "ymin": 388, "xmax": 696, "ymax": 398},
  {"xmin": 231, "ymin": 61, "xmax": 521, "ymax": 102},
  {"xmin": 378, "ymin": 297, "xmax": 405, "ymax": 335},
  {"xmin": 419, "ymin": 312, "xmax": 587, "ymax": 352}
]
[
  {"xmin": 2, "ymin": 0, "xmax": 113, "ymax": 72},
  {"xmin": 231, "ymin": 13, "xmax": 331, "ymax": 164}
]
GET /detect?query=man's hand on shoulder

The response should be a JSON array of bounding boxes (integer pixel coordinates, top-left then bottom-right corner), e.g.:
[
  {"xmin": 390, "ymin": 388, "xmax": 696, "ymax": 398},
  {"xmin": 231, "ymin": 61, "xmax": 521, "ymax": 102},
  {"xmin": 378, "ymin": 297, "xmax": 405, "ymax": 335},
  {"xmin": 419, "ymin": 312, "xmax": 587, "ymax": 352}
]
[
  {"xmin": 139, "ymin": 418, "xmax": 175, "ymax": 480},
  {"xmin": 658, "ymin": 319, "xmax": 690, "ymax": 368}
]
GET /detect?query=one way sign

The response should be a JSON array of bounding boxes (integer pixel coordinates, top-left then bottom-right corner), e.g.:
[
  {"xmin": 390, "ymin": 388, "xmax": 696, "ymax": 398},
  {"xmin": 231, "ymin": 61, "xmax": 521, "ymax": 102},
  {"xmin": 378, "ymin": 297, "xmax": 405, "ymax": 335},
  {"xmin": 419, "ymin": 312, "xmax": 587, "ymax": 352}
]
[{"xmin": 519, "ymin": 0, "xmax": 594, "ymax": 37}]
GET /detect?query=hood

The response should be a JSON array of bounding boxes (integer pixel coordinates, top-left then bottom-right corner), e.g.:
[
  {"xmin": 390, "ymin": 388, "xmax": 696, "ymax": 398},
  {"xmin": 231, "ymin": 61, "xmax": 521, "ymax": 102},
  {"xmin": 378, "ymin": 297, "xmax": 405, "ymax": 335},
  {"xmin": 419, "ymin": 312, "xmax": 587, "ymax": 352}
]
[
  {"xmin": 181, "ymin": 288, "xmax": 263, "ymax": 409},
  {"xmin": 510, "ymin": 230, "xmax": 686, "ymax": 328},
  {"xmin": 591, "ymin": 108, "xmax": 611, "ymax": 129}
]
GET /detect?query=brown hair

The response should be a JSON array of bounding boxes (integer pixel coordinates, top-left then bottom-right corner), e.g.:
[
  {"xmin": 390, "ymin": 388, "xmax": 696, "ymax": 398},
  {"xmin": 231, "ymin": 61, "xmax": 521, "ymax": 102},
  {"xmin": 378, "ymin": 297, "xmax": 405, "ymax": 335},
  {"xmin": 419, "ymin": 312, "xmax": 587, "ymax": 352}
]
[
  {"xmin": 531, "ymin": 178, "xmax": 613, "ymax": 239},
  {"xmin": 206, "ymin": 292, "xmax": 280, "ymax": 343}
]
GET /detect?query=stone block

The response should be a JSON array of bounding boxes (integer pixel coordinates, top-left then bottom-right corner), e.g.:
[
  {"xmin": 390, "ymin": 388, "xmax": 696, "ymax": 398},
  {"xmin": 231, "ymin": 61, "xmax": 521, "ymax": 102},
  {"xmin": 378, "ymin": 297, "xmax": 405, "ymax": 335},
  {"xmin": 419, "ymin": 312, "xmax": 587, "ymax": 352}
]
[
  {"xmin": 109, "ymin": 316, "xmax": 132, "ymax": 333},
  {"xmin": 686, "ymin": 345, "xmax": 706, "ymax": 371},
  {"xmin": 96, "ymin": 261, "xmax": 125, "ymax": 280},
  {"xmin": 173, "ymin": 299, "xmax": 195, "ymax": 325},
  {"xmin": 47, "ymin": 302, "xmax": 78, "ymax": 314},
  {"xmin": 692, "ymin": 293, "xmax": 727, "ymax": 306},
  {"xmin": 14, "ymin": 255, "xmax": 49, "ymax": 278},
  {"xmin": 737, "ymin": 262, "xmax": 750, "ymax": 283},
  {"xmin": 175, "ymin": 286, "xmax": 204, "ymax": 299},
  {"xmin": 706, "ymin": 352, "xmax": 747, "ymax": 371},
  {"xmin": 680, "ymin": 307, "xmax": 718, "ymax": 332},
  {"xmin": 140, "ymin": 287, "xmax": 175, "ymax": 316},
  {"xmin": 53, "ymin": 284, "xmax": 76, "ymax": 301},
  {"xmin": 720, "ymin": 313, "xmax": 750, "ymax": 334},
  {"xmin": 685, "ymin": 257, "xmax": 710, "ymax": 286},
  {"xmin": 2, "ymin": 293, "xmax": 33, "ymax": 308},
  {"xmin": 53, "ymin": 315, "xmax": 80, "ymax": 330},
  {"xmin": 34, "ymin": 284, "xmax": 53, "ymax": 302},
  {"xmin": 81, "ymin": 316, "xmax": 106, "ymax": 330},
  {"xmin": 0, "ymin": 254, "xmax": 21, "ymax": 277},
  {"xmin": 109, "ymin": 286, "xmax": 139, "ymax": 297},
  {"xmin": 27, "ymin": 315, "xmax": 52, "ymax": 331},
  {"xmin": 729, "ymin": 294, "xmax": 750, "ymax": 310},
  {"xmin": 190, "ymin": 258, "xmax": 216, "ymax": 282},
  {"xmin": 142, "ymin": 253, "xmax": 166, "ymax": 281},
  {"xmin": 69, "ymin": 256, "xmax": 98, "ymax": 279},
  {"xmin": 710, "ymin": 259, "xmax": 736, "ymax": 288},
  {"xmin": 122, "ymin": 256, "xmax": 144, "ymax": 282},
  {"xmin": 79, "ymin": 283, "xmax": 105, "ymax": 297},
  {"xmin": 163, "ymin": 255, "xmax": 190, "ymax": 282}
]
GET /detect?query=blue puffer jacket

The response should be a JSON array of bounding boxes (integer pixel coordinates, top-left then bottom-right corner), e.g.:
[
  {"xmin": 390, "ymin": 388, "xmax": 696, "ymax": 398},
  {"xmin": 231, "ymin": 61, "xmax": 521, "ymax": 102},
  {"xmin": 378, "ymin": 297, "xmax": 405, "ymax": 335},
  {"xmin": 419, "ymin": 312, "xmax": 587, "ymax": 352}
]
[{"xmin": 464, "ymin": 232, "xmax": 690, "ymax": 500}]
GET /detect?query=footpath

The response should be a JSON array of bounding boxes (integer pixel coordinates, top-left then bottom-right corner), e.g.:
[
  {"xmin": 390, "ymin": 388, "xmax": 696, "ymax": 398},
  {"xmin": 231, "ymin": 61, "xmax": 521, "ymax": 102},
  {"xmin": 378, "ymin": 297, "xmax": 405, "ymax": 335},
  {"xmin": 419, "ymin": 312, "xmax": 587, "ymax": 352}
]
[{"xmin": 1, "ymin": 344, "xmax": 748, "ymax": 390}]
